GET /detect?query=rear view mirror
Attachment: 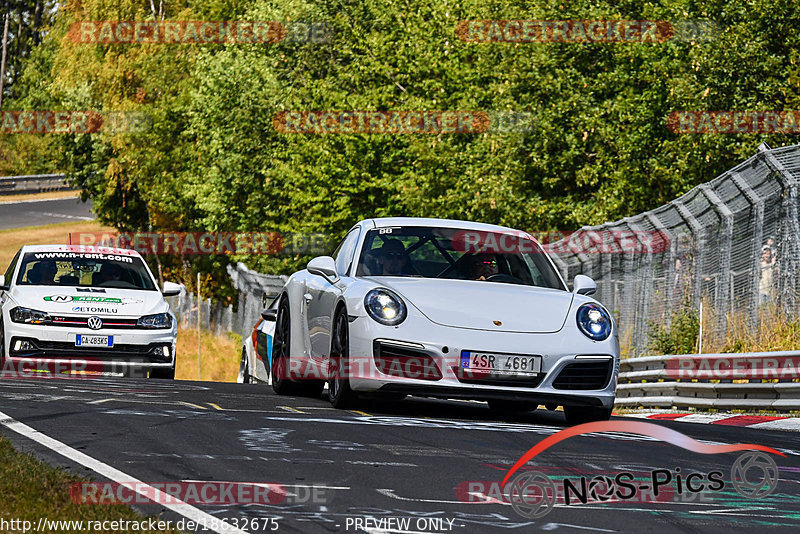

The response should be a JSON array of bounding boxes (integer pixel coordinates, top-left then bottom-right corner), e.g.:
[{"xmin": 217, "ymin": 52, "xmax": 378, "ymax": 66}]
[
  {"xmin": 0, "ymin": 275, "xmax": 7, "ymax": 291},
  {"xmin": 162, "ymin": 281, "xmax": 183, "ymax": 297},
  {"xmin": 307, "ymin": 256, "xmax": 339, "ymax": 283},
  {"xmin": 261, "ymin": 309, "xmax": 277, "ymax": 322},
  {"xmin": 573, "ymin": 274, "xmax": 597, "ymax": 296}
]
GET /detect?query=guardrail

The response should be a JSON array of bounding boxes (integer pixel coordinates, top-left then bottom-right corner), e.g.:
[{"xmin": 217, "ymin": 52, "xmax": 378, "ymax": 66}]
[
  {"xmin": 0, "ymin": 173, "xmax": 71, "ymax": 195},
  {"xmin": 615, "ymin": 351, "xmax": 800, "ymax": 411}
]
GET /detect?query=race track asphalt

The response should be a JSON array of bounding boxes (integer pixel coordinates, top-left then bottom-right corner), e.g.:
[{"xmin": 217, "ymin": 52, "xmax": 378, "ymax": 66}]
[
  {"xmin": 0, "ymin": 376, "xmax": 798, "ymax": 533},
  {"xmin": 0, "ymin": 197, "xmax": 94, "ymax": 230}
]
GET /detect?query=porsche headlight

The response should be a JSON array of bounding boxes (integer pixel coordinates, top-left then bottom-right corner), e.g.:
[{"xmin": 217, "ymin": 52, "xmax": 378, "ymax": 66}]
[
  {"xmin": 10, "ymin": 307, "xmax": 51, "ymax": 325},
  {"xmin": 137, "ymin": 313, "xmax": 173, "ymax": 329},
  {"xmin": 365, "ymin": 288, "xmax": 407, "ymax": 326},
  {"xmin": 576, "ymin": 303, "xmax": 612, "ymax": 341}
]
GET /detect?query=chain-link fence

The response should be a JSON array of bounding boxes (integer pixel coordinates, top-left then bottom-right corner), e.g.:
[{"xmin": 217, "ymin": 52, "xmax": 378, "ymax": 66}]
[
  {"xmin": 226, "ymin": 263, "xmax": 287, "ymax": 340},
  {"xmin": 550, "ymin": 142, "xmax": 800, "ymax": 354},
  {"xmin": 163, "ymin": 264, "xmax": 285, "ymax": 340}
]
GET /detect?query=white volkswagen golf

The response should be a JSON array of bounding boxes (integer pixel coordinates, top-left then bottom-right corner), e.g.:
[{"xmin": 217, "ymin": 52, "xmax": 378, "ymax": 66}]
[{"xmin": 0, "ymin": 245, "xmax": 180, "ymax": 379}]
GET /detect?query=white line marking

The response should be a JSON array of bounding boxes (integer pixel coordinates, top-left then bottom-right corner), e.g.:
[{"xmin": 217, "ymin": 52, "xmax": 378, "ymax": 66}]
[
  {"xmin": 88, "ymin": 398, "xmax": 114, "ymax": 405},
  {"xmin": 0, "ymin": 410, "xmax": 247, "ymax": 534},
  {"xmin": 35, "ymin": 211, "xmax": 94, "ymax": 220}
]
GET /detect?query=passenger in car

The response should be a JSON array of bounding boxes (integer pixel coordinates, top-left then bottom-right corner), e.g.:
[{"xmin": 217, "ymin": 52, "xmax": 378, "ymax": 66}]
[{"xmin": 27, "ymin": 261, "xmax": 58, "ymax": 285}]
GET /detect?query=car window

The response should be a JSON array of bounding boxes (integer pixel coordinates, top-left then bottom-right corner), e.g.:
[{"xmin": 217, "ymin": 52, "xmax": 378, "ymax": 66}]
[
  {"xmin": 332, "ymin": 228, "xmax": 361, "ymax": 276},
  {"xmin": 355, "ymin": 226, "xmax": 565, "ymax": 290},
  {"xmin": 16, "ymin": 251, "xmax": 157, "ymax": 291},
  {"xmin": 3, "ymin": 249, "xmax": 21, "ymax": 285}
]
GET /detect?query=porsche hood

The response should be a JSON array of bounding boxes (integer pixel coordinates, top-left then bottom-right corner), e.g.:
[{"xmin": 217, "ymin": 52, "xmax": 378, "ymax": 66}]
[{"xmin": 374, "ymin": 278, "xmax": 574, "ymax": 333}]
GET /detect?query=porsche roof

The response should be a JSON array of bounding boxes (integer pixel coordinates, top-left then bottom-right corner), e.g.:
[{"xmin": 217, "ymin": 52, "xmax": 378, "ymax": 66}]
[{"xmin": 366, "ymin": 217, "xmax": 521, "ymax": 234}]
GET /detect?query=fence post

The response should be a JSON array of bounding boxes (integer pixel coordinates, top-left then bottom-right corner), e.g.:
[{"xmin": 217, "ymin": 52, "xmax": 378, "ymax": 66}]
[
  {"xmin": 197, "ymin": 272, "xmax": 201, "ymax": 381},
  {"xmin": 701, "ymin": 183, "xmax": 734, "ymax": 337}
]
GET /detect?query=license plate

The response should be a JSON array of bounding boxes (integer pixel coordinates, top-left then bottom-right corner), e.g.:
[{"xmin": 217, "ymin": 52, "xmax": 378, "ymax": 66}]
[
  {"xmin": 461, "ymin": 351, "xmax": 541, "ymax": 375},
  {"xmin": 76, "ymin": 335, "xmax": 113, "ymax": 347}
]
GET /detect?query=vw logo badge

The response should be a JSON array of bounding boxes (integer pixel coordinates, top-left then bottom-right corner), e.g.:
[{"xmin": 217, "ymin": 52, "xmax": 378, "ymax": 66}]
[{"xmin": 87, "ymin": 316, "xmax": 103, "ymax": 330}]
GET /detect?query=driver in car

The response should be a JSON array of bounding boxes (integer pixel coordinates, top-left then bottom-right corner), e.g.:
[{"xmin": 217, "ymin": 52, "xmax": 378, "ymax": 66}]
[
  {"xmin": 377, "ymin": 239, "xmax": 412, "ymax": 275},
  {"xmin": 97, "ymin": 263, "xmax": 123, "ymax": 284},
  {"xmin": 468, "ymin": 254, "xmax": 499, "ymax": 280}
]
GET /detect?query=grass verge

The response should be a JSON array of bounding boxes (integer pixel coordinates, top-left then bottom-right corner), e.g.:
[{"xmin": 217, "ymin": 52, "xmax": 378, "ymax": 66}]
[
  {"xmin": 175, "ymin": 327, "xmax": 242, "ymax": 382},
  {"xmin": 0, "ymin": 436, "xmax": 177, "ymax": 533}
]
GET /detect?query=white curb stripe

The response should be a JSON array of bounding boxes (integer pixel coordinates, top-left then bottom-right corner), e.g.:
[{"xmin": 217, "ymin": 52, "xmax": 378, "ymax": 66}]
[
  {"xmin": 0, "ymin": 410, "xmax": 247, "ymax": 534},
  {"xmin": 746, "ymin": 418, "xmax": 800, "ymax": 431},
  {"xmin": 669, "ymin": 414, "xmax": 736, "ymax": 424}
]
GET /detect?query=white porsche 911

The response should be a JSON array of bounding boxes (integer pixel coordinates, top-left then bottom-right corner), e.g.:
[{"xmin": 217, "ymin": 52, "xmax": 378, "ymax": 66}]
[
  {"xmin": 0, "ymin": 245, "xmax": 181, "ymax": 378},
  {"xmin": 268, "ymin": 217, "xmax": 619, "ymax": 424}
]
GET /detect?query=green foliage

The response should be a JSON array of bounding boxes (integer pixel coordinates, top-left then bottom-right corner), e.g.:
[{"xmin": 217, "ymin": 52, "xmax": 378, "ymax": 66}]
[
  {"xmin": 648, "ymin": 296, "xmax": 700, "ymax": 355},
  {"xmin": 4, "ymin": 0, "xmax": 800, "ymax": 296}
]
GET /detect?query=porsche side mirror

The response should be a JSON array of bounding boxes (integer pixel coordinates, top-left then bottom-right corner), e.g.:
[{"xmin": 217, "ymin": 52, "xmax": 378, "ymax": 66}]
[
  {"xmin": 261, "ymin": 309, "xmax": 277, "ymax": 322},
  {"xmin": 0, "ymin": 275, "xmax": 7, "ymax": 291},
  {"xmin": 162, "ymin": 281, "xmax": 183, "ymax": 297},
  {"xmin": 573, "ymin": 274, "xmax": 596, "ymax": 296},
  {"xmin": 307, "ymin": 256, "xmax": 339, "ymax": 283}
]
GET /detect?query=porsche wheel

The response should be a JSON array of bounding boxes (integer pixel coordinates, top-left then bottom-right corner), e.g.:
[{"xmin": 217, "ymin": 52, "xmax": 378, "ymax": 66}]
[
  {"xmin": 238, "ymin": 347, "xmax": 251, "ymax": 384},
  {"xmin": 271, "ymin": 298, "xmax": 296, "ymax": 395},
  {"xmin": 328, "ymin": 309, "xmax": 358, "ymax": 409},
  {"xmin": 0, "ymin": 317, "xmax": 6, "ymax": 372}
]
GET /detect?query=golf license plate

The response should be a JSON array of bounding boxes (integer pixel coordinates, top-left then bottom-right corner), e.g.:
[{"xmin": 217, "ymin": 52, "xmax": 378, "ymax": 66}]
[
  {"xmin": 76, "ymin": 334, "xmax": 113, "ymax": 347},
  {"xmin": 461, "ymin": 351, "xmax": 541, "ymax": 375}
]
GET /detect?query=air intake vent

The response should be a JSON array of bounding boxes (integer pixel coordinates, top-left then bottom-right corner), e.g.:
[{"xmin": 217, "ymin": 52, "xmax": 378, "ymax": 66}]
[{"xmin": 552, "ymin": 361, "xmax": 613, "ymax": 390}]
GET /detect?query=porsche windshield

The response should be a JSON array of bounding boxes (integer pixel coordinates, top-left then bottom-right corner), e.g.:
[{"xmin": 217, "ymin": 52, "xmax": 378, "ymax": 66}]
[
  {"xmin": 16, "ymin": 252, "xmax": 157, "ymax": 291},
  {"xmin": 355, "ymin": 227, "xmax": 566, "ymax": 290}
]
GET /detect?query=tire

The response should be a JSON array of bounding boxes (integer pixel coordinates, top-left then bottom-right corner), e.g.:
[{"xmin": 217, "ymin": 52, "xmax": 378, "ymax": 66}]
[
  {"xmin": 563, "ymin": 405, "xmax": 613, "ymax": 425},
  {"xmin": 149, "ymin": 367, "xmax": 175, "ymax": 379},
  {"xmin": 0, "ymin": 316, "xmax": 6, "ymax": 373},
  {"xmin": 271, "ymin": 298, "xmax": 298, "ymax": 395},
  {"xmin": 328, "ymin": 309, "xmax": 358, "ymax": 409},
  {"xmin": 238, "ymin": 347, "xmax": 251, "ymax": 384},
  {"xmin": 487, "ymin": 400, "xmax": 537, "ymax": 413}
]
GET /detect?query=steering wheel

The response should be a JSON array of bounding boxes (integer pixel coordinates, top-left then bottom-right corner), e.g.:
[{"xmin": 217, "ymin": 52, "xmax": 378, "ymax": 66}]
[{"xmin": 485, "ymin": 273, "xmax": 523, "ymax": 284}]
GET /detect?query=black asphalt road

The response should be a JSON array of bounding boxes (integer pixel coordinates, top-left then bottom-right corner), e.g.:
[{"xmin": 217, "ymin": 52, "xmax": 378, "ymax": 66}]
[
  {"xmin": 0, "ymin": 377, "xmax": 798, "ymax": 533},
  {"xmin": 0, "ymin": 197, "xmax": 93, "ymax": 230}
]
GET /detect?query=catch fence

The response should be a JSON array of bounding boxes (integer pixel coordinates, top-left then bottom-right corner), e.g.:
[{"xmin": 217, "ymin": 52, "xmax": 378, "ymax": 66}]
[{"xmin": 550, "ymin": 142, "xmax": 800, "ymax": 353}]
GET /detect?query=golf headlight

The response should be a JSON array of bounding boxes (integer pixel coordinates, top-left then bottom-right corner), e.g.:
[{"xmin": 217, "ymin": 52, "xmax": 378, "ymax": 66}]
[
  {"xmin": 137, "ymin": 313, "xmax": 173, "ymax": 329},
  {"xmin": 576, "ymin": 303, "xmax": 612, "ymax": 341},
  {"xmin": 10, "ymin": 307, "xmax": 51, "ymax": 325},
  {"xmin": 365, "ymin": 288, "xmax": 407, "ymax": 326}
]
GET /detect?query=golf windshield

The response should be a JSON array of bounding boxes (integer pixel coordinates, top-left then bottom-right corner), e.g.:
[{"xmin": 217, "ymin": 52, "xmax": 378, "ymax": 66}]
[
  {"xmin": 16, "ymin": 252, "xmax": 157, "ymax": 291},
  {"xmin": 355, "ymin": 227, "xmax": 566, "ymax": 290}
]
